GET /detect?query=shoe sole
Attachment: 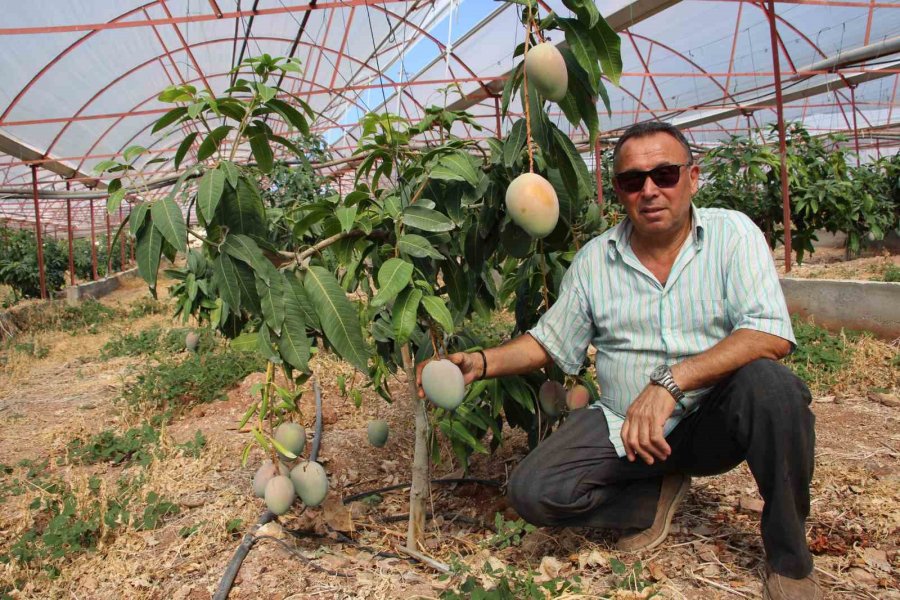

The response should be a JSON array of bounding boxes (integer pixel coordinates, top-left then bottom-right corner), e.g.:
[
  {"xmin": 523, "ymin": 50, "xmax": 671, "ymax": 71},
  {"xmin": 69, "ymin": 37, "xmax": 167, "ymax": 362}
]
[{"xmin": 620, "ymin": 476, "xmax": 691, "ymax": 552}]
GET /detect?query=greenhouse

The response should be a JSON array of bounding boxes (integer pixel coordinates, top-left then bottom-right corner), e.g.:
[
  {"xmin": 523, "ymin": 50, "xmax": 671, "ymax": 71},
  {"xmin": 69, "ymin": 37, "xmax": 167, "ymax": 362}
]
[{"xmin": 0, "ymin": 1, "xmax": 898, "ymax": 598}]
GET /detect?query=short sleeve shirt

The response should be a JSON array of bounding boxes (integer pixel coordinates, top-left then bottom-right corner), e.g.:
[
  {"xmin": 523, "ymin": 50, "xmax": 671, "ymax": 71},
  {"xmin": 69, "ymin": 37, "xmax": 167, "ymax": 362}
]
[{"xmin": 528, "ymin": 206, "xmax": 796, "ymax": 457}]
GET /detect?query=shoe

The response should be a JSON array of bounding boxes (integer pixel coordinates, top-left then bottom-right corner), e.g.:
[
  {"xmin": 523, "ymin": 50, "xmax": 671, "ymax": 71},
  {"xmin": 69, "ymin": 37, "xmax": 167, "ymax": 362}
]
[
  {"xmin": 764, "ymin": 570, "xmax": 823, "ymax": 600},
  {"xmin": 615, "ymin": 473, "xmax": 690, "ymax": 552}
]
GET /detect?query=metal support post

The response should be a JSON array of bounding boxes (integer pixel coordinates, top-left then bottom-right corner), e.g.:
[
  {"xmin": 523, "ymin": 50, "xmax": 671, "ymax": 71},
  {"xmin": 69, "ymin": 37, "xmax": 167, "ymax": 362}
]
[
  {"xmin": 766, "ymin": 0, "xmax": 792, "ymax": 274},
  {"xmin": 119, "ymin": 203, "xmax": 126, "ymax": 270},
  {"xmin": 849, "ymin": 84, "xmax": 860, "ymax": 167},
  {"xmin": 66, "ymin": 181, "xmax": 75, "ymax": 285},
  {"xmin": 30, "ymin": 164, "xmax": 48, "ymax": 299},
  {"xmin": 595, "ymin": 138, "xmax": 603, "ymax": 208},
  {"xmin": 90, "ymin": 199, "xmax": 98, "ymax": 280}
]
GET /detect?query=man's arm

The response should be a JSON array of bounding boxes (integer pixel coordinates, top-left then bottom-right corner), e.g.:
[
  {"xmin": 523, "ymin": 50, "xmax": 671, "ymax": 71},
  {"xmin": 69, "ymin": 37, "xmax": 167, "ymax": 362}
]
[
  {"xmin": 415, "ymin": 333, "xmax": 553, "ymax": 398},
  {"xmin": 622, "ymin": 328, "xmax": 792, "ymax": 465}
]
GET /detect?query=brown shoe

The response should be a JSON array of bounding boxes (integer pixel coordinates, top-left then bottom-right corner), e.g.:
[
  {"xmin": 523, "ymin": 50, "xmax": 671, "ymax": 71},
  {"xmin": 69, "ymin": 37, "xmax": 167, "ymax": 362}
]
[
  {"xmin": 764, "ymin": 570, "xmax": 823, "ymax": 600},
  {"xmin": 615, "ymin": 473, "xmax": 690, "ymax": 552}
]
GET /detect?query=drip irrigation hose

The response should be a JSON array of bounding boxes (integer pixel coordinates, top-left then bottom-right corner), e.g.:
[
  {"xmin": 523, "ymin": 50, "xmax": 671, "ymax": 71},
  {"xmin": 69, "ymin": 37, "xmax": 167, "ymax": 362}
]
[
  {"xmin": 342, "ymin": 477, "xmax": 501, "ymax": 505},
  {"xmin": 212, "ymin": 378, "xmax": 324, "ymax": 600}
]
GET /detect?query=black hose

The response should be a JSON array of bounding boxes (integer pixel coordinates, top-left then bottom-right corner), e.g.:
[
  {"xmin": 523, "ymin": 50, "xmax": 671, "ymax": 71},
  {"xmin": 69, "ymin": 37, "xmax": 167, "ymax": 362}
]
[
  {"xmin": 342, "ymin": 477, "xmax": 501, "ymax": 505},
  {"xmin": 310, "ymin": 378, "xmax": 323, "ymax": 462}
]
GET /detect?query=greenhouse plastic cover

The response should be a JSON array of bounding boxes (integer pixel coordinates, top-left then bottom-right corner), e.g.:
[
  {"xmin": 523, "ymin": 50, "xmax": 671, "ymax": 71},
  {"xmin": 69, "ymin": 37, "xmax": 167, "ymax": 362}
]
[{"xmin": 0, "ymin": 0, "xmax": 897, "ymax": 234}]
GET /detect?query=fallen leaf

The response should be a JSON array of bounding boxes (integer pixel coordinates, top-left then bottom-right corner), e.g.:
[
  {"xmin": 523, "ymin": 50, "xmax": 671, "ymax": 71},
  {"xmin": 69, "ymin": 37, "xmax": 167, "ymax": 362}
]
[
  {"xmin": 849, "ymin": 567, "xmax": 878, "ymax": 586},
  {"xmin": 647, "ymin": 561, "xmax": 667, "ymax": 581},
  {"xmin": 739, "ymin": 495, "xmax": 764, "ymax": 513},
  {"xmin": 257, "ymin": 521, "xmax": 287, "ymax": 540},
  {"xmin": 862, "ymin": 548, "xmax": 892, "ymax": 573},
  {"xmin": 537, "ymin": 556, "xmax": 564, "ymax": 582},
  {"xmin": 577, "ymin": 549, "xmax": 606, "ymax": 571},
  {"xmin": 322, "ymin": 496, "xmax": 354, "ymax": 533}
]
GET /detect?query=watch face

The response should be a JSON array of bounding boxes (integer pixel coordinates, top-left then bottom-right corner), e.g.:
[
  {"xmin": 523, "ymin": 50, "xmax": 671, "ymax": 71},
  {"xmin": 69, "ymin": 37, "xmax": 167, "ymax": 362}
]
[{"xmin": 650, "ymin": 365, "xmax": 668, "ymax": 381}]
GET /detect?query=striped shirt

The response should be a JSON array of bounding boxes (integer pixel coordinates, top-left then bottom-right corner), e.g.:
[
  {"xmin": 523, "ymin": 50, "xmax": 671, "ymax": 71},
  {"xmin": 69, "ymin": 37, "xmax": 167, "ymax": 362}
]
[{"xmin": 529, "ymin": 205, "xmax": 796, "ymax": 457}]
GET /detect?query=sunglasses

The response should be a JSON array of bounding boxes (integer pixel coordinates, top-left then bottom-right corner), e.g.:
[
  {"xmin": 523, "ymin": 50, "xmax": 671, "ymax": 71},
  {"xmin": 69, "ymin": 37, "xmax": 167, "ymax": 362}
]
[{"xmin": 613, "ymin": 163, "xmax": 692, "ymax": 194}]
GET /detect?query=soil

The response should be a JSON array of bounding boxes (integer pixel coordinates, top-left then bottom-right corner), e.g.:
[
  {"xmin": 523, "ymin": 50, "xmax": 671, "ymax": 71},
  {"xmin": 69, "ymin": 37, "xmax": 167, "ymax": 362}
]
[{"xmin": 1, "ymin": 275, "xmax": 898, "ymax": 599}]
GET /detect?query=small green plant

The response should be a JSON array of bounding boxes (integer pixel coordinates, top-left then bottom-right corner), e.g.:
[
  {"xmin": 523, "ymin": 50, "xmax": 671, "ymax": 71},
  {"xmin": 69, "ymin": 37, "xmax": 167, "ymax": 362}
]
[
  {"xmin": 883, "ymin": 264, "xmax": 900, "ymax": 283},
  {"xmin": 10, "ymin": 339, "xmax": 49, "ymax": 359},
  {"xmin": 134, "ymin": 492, "xmax": 179, "ymax": 530},
  {"xmin": 177, "ymin": 430, "xmax": 207, "ymax": 458},
  {"xmin": 440, "ymin": 558, "xmax": 580, "ymax": 600},
  {"xmin": 483, "ymin": 513, "xmax": 536, "ymax": 550},
  {"xmin": 785, "ymin": 316, "xmax": 861, "ymax": 392},
  {"xmin": 65, "ymin": 422, "xmax": 161, "ymax": 467},
  {"xmin": 127, "ymin": 296, "xmax": 167, "ymax": 318},
  {"xmin": 609, "ymin": 558, "xmax": 657, "ymax": 596},
  {"xmin": 179, "ymin": 523, "xmax": 203, "ymax": 538},
  {"xmin": 225, "ymin": 518, "xmax": 243, "ymax": 537}
]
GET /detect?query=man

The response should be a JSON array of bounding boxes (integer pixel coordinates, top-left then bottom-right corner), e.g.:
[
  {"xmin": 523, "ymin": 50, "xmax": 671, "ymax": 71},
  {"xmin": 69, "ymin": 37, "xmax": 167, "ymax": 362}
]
[{"xmin": 416, "ymin": 122, "xmax": 820, "ymax": 599}]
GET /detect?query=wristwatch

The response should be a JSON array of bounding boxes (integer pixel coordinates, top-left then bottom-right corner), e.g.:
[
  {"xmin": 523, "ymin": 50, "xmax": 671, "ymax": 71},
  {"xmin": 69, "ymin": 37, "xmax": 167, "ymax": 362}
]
[{"xmin": 649, "ymin": 364, "xmax": 687, "ymax": 411}]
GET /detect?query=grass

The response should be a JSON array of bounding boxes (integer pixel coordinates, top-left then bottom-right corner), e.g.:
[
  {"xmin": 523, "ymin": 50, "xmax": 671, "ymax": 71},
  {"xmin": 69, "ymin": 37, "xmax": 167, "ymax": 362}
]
[
  {"xmin": 100, "ymin": 326, "xmax": 215, "ymax": 359},
  {"xmin": 883, "ymin": 264, "xmax": 900, "ymax": 282},
  {"xmin": 784, "ymin": 316, "xmax": 859, "ymax": 392},
  {"xmin": 65, "ymin": 421, "xmax": 162, "ymax": 467}
]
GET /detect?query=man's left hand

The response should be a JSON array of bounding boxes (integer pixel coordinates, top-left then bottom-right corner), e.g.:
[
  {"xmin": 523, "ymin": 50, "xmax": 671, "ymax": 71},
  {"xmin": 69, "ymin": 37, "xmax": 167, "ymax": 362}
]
[{"xmin": 621, "ymin": 384, "xmax": 677, "ymax": 465}]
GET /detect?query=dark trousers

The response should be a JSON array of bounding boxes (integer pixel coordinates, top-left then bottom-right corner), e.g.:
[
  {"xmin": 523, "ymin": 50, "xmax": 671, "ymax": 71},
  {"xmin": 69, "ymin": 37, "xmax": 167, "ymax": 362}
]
[{"xmin": 507, "ymin": 359, "xmax": 815, "ymax": 579}]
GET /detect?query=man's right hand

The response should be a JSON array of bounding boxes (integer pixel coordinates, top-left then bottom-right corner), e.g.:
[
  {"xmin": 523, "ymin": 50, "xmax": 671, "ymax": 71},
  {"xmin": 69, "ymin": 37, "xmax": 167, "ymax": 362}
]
[{"xmin": 415, "ymin": 352, "xmax": 484, "ymax": 398}]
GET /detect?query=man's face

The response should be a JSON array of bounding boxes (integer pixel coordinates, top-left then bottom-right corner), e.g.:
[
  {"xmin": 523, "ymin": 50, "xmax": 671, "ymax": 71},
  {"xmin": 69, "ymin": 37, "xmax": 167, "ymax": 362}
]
[{"xmin": 613, "ymin": 132, "xmax": 699, "ymax": 240}]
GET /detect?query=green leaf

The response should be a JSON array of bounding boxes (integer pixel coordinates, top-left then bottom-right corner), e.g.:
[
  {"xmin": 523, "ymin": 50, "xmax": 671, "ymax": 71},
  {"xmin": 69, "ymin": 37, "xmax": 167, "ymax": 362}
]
[
  {"xmin": 392, "ymin": 287, "xmax": 422, "ymax": 344},
  {"xmin": 552, "ymin": 125, "xmax": 592, "ymax": 203},
  {"xmin": 220, "ymin": 234, "xmax": 271, "ymax": 284},
  {"xmin": 256, "ymin": 263, "xmax": 285, "ymax": 335},
  {"xmin": 197, "ymin": 168, "xmax": 226, "ymax": 222},
  {"xmin": 523, "ymin": 81, "xmax": 552, "ymax": 162},
  {"xmin": 304, "ymin": 265, "xmax": 370, "ymax": 371},
  {"xmin": 197, "ymin": 125, "xmax": 232, "ymax": 162},
  {"xmin": 561, "ymin": 0, "xmax": 600, "ymax": 27},
  {"xmin": 403, "ymin": 205, "xmax": 455, "ymax": 232},
  {"xmin": 450, "ymin": 421, "xmax": 488, "ymax": 453},
  {"xmin": 430, "ymin": 152, "xmax": 481, "ymax": 186},
  {"xmin": 254, "ymin": 83, "xmax": 277, "ymax": 103},
  {"xmin": 212, "ymin": 253, "xmax": 242, "ymax": 312},
  {"xmin": 222, "ymin": 177, "xmax": 267, "ymax": 237},
  {"xmin": 107, "ymin": 188, "xmax": 126, "ymax": 215},
  {"xmin": 136, "ymin": 219, "xmax": 162, "ymax": 289},
  {"xmin": 503, "ymin": 119, "xmax": 527, "ymax": 168},
  {"xmin": 257, "ymin": 326, "xmax": 280, "ymax": 363},
  {"xmin": 150, "ymin": 196, "xmax": 187, "ymax": 253},
  {"xmin": 123, "ymin": 145, "xmax": 147, "ymax": 163},
  {"xmin": 421, "ymin": 295, "xmax": 454, "ymax": 332},
  {"xmin": 589, "ymin": 14, "xmax": 623, "ymax": 86},
  {"xmin": 335, "ymin": 205, "xmax": 358, "ymax": 233},
  {"xmin": 501, "ymin": 62, "xmax": 524, "ymax": 117},
  {"xmin": 557, "ymin": 18, "xmax": 601, "ymax": 92},
  {"xmin": 218, "ymin": 160, "xmax": 240, "ymax": 188},
  {"xmin": 152, "ymin": 107, "xmax": 188, "ymax": 134},
  {"xmin": 249, "ymin": 134, "xmax": 274, "ymax": 173},
  {"xmin": 234, "ymin": 261, "xmax": 261, "ymax": 313},
  {"xmin": 278, "ymin": 276, "xmax": 310, "ymax": 371},
  {"xmin": 397, "ymin": 234, "xmax": 444, "ymax": 259},
  {"xmin": 267, "ymin": 98, "xmax": 310, "ymax": 136},
  {"xmin": 371, "ymin": 258, "xmax": 413, "ymax": 308},
  {"xmin": 286, "ymin": 273, "xmax": 319, "ymax": 330},
  {"xmin": 129, "ymin": 202, "xmax": 150, "ymax": 237},
  {"xmin": 173, "ymin": 131, "xmax": 199, "ymax": 170}
]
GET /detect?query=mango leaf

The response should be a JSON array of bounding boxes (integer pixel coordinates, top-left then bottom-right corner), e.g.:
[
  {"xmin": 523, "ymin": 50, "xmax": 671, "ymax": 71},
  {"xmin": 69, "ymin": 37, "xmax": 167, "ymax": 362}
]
[
  {"xmin": 304, "ymin": 265, "xmax": 370, "ymax": 371},
  {"xmin": 220, "ymin": 234, "xmax": 271, "ymax": 284},
  {"xmin": 218, "ymin": 160, "xmax": 240, "ymax": 188},
  {"xmin": 136, "ymin": 219, "xmax": 162, "ymax": 289},
  {"xmin": 551, "ymin": 125, "xmax": 592, "ymax": 202},
  {"xmin": 557, "ymin": 18, "xmax": 601, "ymax": 92},
  {"xmin": 197, "ymin": 125, "xmax": 232, "ymax": 162},
  {"xmin": 222, "ymin": 177, "xmax": 267, "ymax": 237},
  {"xmin": 234, "ymin": 261, "xmax": 261, "ymax": 313},
  {"xmin": 335, "ymin": 205, "xmax": 358, "ymax": 233},
  {"xmin": 266, "ymin": 98, "xmax": 310, "ymax": 136},
  {"xmin": 256, "ymin": 262, "xmax": 285, "ymax": 335},
  {"xmin": 257, "ymin": 326, "xmax": 281, "ymax": 363},
  {"xmin": 173, "ymin": 132, "xmax": 199, "ymax": 170},
  {"xmin": 522, "ymin": 81, "xmax": 552, "ymax": 163},
  {"xmin": 392, "ymin": 287, "xmax": 422, "ymax": 344},
  {"xmin": 430, "ymin": 152, "xmax": 481, "ymax": 186},
  {"xmin": 212, "ymin": 253, "xmax": 241, "ymax": 312},
  {"xmin": 403, "ymin": 205, "xmax": 455, "ymax": 232},
  {"xmin": 230, "ymin": 332, "xmax": 258, "ymax": 352},
  {"xmin": 129, "ymin": 202, "xmax": 150, "ymax": 237},
  {"xmin": 151, "ymin": 106, "xmax": 188, "ymax": 134},
  {"xmin": 286, "ymin": 273, "xmax": 319, "ymax": 330},
  {"xmin": 197, "ymin": 168, "xmax": 226, "ymax": 222},
  {"xmin": 107, "ymin": 188, "xmax": 126, "ymax": 215},
  {"xmin": 397, "ymin": 234, "xmax": 444, "ymax": 259},
  {"xmin": 249, "ymin": 133, "xmax": 273, "ymax": 173},
  {"xmin": 501, "ymin": 62, "xmax": 524, "ymax": 117},
  {"xmin": 561, "ymin": 0, "xmax": 600, "ymax": 27},
  {"xmin": 421, "ymin": 295, "xmax": 454, "ymax": 332},
  {"xmin": 449, "ymin": 420, "xmax": 488, "ymax": 453},
  {"xmin": 371, "ymin": 258, "xmax": 414, "ymax": 308},
  {"xmin": 503, "ymin": 119, "xmax": 527, "ymax": 168},
  {"xmin": 588, "ymin": 14, "xmax": 623, "ymax": 86},
  {"xmin": 150, "ymin": 196, "xmax": 186, "ymax": 253},
  {"xmin": 278, "ymin": 280, "xmax": 310, "ymax": 371}
]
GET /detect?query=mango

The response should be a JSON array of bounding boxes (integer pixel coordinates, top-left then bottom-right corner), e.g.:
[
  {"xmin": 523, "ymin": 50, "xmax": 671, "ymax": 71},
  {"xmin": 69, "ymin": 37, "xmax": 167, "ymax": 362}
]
[
  {"xmin": 506, "ymin": 173, "xmax": 559, "ymax": 239},
  {"xmin": 252, "ymin": 459, "xmax": 290, "ymax": 498},
  {"xmin": 525, "ymin": 43, "xmax": 568, "ymax": 102},
  {"xmin": 185, "ymin": 331, "xmax": 200, "ymax": 352},
  {"xmin": 367, "ymin": 419, "xmax": 389, "ymax": 447},
  {"xmin": 290, "ymin": 461, "xmax": 329, "ymax": 507},
  {"xmin": 274, "ymin": 422, "xmax": 306, "ymax": 461},
  {"xmin": 566, "ymin": 384, "xmax": 591, "ymax": 411},
  {"xmin": 539, "ymin": 380, "xmax": 566, "ymax": 418},
  {"xmin": 264, "ymin": 475, "xmax": 296, "ymax": 515},
  {"xmin": 422, "ymin": 359, "xmax": 465, "ymax": 411}
]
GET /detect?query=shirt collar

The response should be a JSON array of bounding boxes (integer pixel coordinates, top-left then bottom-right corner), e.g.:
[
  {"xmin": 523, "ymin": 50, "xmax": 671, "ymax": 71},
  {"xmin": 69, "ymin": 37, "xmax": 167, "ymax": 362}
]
[{"xmin": 607, "ymin": 203, "xmax": 705, "ymax": 259}]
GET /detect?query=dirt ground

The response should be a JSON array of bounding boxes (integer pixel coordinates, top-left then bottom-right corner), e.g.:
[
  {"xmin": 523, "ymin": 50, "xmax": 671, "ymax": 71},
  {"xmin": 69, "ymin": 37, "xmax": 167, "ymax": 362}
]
[{"xmin": 1, "ymin": 264, "xmax": 898, "ymax": 600}]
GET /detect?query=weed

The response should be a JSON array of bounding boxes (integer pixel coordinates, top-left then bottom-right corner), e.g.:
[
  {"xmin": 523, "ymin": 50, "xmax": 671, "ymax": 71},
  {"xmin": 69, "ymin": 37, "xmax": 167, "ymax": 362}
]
[
  {"xmin": 440, "ymin": 557, "xmax": 580, "ymax": 599},
  {"xmin": 483, "ymin": 513, "xmax": 535, "ymax": 550},
  {"xmin": 883, "ymin": 264, "xmax": 900, "ymax": 282},
  {"xmin": 101, "ymin": 326, "xmax": 216, "ymax": 359},
  {"xmin": 134, "ymin": 492, "xmax": 179, "ymax": 530},
  {"xmin": 609, "ymin": 558, "xmax": 657, "ymax": 596},
  {"xmin": 127, "ymin": 296, "xmax": 167, "ymax": 318},
  {"xmin": 226, "ymin": 518, "xmax": 243, "ymax": 537},
  {"xmin": 9, "ymin": 339, "xmax": 49, "ymax": 359},
  {"xmin": 179, "ymin": 523, "xmax": 202, "ymax": 538},
  {"xmin": 15, "ymin": 299, "xmax": 121, "ymax": 336},
  {"xmin": 785, "ymin": 316, "xmax": 861, "ymax": 392},
  {"xmin": 177, "ymin": 430, "xmax": 207, "ymax": 458},
  {"xmin": 65, "ymin": 422, "xmax": 161, "ymax": 467}
]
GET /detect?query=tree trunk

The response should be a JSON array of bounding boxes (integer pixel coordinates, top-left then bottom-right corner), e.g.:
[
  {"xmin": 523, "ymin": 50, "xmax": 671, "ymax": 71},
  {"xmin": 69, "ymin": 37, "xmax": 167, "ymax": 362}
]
[{"xmin": 401, "ymin": 344, "xmax": 429, "ymax": 551}]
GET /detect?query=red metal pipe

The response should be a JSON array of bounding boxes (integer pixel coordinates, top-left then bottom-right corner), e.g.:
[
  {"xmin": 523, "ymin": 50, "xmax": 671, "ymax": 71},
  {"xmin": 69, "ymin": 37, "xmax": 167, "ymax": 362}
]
[
  {"xmin": 766, "ymin": 0, "xmax": 792, "ymax": 274},
  {"xmin": 66, "ymin": 181, "xmax": 75, "ymax": 285},
  {"xmin": 90, "ymin": 199, "xmax": 98, "ymax": 281},
  {"xmin": 105, "ymin": 208, "xmax": 112, "ymax": 275},
  {"xmin": 30, "ymin": 165, "xmax": 48, "ymax": 299},
  {"xmin": 119, "ymin": 203, "xmax": 126, "ymax": 270},
  {"xmin": 595, "ymin": 138, "xmax": 603, "ymax": 208},
  {"xmin": 850, "ymin": 84, "xmax": 861, "ymax": 166}
]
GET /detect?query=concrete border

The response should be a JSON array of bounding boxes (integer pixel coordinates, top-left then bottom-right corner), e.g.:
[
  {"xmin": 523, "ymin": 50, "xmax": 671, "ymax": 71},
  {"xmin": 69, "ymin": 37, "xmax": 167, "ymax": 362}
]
[
  {"xmin": 65, "ymin": 267, "xmax": 139, "ymax": 305},
  {"xmin": 780, "ymin": 277, "xmax": 900, "ymax": 340}
]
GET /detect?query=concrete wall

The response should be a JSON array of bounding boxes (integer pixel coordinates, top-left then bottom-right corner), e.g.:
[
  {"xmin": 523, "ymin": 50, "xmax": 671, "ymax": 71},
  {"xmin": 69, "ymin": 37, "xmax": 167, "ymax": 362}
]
[
  {"xmin": 781, "ymin": 278, "xmax": 900, "ymax": 340},
  {"xmin": 65, "ymin": 268, "xmax": 139, "ymax": 305}
]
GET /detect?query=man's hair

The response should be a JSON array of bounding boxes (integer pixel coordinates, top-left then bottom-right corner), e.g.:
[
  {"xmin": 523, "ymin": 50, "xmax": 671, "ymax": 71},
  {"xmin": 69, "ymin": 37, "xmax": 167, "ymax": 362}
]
[{"xmin": 612, "ymin": 121, "xmax": 693, "ymax": 171}]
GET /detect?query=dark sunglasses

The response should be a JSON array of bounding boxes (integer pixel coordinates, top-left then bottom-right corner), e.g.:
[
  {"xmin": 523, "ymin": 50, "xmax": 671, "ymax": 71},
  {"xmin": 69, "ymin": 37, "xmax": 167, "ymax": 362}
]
[{"xmin": 613, "ymin": 163, "xmax": 692, "ymax": 194}]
